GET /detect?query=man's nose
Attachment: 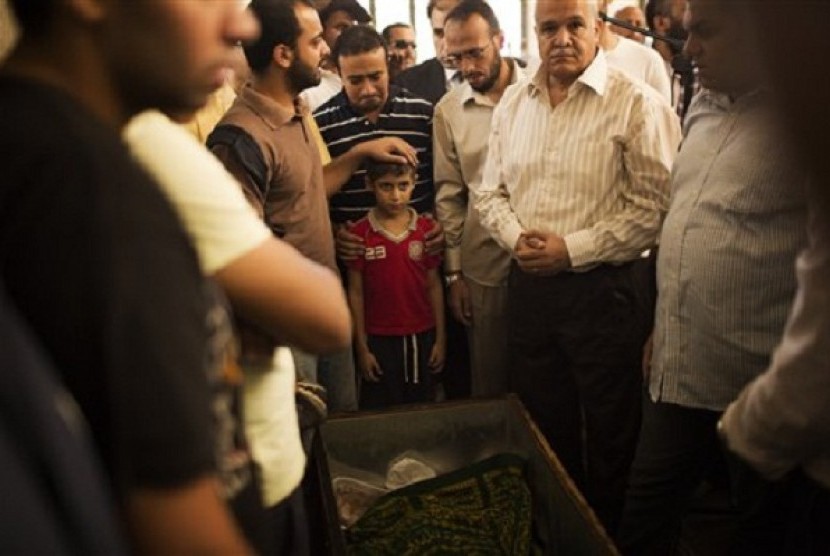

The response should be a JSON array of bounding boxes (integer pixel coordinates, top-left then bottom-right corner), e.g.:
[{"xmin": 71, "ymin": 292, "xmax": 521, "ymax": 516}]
[
  {"xmin": 552, "ymin": 26, "xmax": 572, "ymax": 46},
  {"xmin": 460, "ymin": 56, "xmax": 476, "ymax": 74}
]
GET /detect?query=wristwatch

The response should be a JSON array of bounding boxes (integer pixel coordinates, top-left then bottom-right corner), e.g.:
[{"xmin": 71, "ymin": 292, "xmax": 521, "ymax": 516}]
[{"xmin": 444, "ymin": 272, "xmax": 462, "ymax": 287}]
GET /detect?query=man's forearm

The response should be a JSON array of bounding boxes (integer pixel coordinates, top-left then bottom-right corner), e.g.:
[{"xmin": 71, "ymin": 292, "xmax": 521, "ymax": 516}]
[{"xmin": 323, "ymin": 146, "xmax": 365, "ymax": 197}]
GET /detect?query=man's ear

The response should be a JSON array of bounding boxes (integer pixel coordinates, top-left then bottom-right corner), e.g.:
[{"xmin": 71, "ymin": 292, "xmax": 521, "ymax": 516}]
[
  {"xmin": 496, "ymin": 31, "xmax": 505, "ymax": 50},
  {"xmin": 273, "ymin": 44, "xmax": 294, "ymax": 70}
]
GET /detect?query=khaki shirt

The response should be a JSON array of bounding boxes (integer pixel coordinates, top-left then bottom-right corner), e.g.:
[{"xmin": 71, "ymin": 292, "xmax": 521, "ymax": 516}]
[{"xmin": 433, "ymin": 60, "xmax": 526, "ymax": 286}]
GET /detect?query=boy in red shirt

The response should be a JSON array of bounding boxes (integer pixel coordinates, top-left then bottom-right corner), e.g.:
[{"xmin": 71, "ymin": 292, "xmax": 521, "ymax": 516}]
[{"xmin": 347, "ymin": 161, "xmax": 446, "ymax": 409}]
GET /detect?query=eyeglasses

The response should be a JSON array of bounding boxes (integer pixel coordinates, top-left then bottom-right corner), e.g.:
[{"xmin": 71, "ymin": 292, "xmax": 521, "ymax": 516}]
[
  {"xmin": 445, "ymin": 42, "xmax": 493, "ymax": 65},
  {"xmin": 392, "ymin": 40, "xmax": 417, "ymax": 50}
]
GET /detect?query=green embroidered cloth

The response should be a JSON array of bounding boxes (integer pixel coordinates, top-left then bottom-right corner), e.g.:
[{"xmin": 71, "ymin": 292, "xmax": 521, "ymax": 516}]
[{"xmin": 346, "ymin": 453, "xmax": 532, "ymax": 555}]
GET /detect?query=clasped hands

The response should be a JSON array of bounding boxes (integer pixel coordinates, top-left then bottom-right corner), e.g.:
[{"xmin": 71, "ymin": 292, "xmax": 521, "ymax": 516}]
[{"xmin": 514, "ymin": 230, "xmax": 571, "ymax": 276}]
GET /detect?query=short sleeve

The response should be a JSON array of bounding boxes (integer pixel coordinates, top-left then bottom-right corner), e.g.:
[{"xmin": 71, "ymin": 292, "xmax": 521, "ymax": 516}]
[{"xmin": 124, "ymin": 112, "xmax": 271, "ymax": 275}]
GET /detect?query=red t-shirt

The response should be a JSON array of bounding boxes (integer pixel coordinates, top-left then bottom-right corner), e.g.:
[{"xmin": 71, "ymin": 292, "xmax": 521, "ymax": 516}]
[{"xmin": 347, "ymin": 210, "xmax": 441, "ymax": 336}]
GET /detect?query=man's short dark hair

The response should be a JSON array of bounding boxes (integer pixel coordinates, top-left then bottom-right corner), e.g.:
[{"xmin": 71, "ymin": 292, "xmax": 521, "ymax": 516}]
[
  {"xmin": 366, "ymin": 160, "xmax": 416, "ymax": 183},
  {"xmin": 445, "ymin": 0, "xmax": 501, "ymax": 34},
  {"xmin": 8, "ymin": 0, "xmax": 53, "ymax": 34},
  {"xmin": 332, "ymin": 25, "xmax": 387, "ymax": 71},
  {"xmin": 245, "ymin": 0, "xmax": 314, "ymax": 75},
  {"xmin": 319, "ymin": 0, "xmax": 371, "ymax": 27},
  {"xmin": 381, "ymin": 23, "xmax": 412, "ymax": 44}
]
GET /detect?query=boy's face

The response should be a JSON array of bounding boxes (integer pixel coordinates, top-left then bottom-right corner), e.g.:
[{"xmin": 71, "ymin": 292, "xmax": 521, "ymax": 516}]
[{"xmin": 369, "ymin": 172, "xmax": 415, "ymax": 216}]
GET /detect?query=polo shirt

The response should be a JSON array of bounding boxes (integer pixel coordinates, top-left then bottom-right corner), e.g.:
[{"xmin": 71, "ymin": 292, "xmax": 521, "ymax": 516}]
[
  {"xmin": 209, "ymin": 84, "xmax": 336, "ymax": 271},
  {"xmin": 314, "ymin": 85, "xmax": 434, "ymax": 225},
  {"xmin": 347, "ymin": 209, "xmax": 441, "ymax": 336}
]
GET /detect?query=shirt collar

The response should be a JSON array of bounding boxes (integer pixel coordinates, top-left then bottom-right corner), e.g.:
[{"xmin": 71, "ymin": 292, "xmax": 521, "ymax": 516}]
[
  {"xmin": 459, "ymin": 58, "xmax": 526, "ymax": 108},
  {"xmin": 238, "ymin": 83, "xmax": 304, "ymax": 129},
  {"xmin": 528, "ymin": 48, "xmax": 608, "ymax": 99},
  {"xmin": 367, "ymin": 207, "xmax": 418, "ymax": 234}
]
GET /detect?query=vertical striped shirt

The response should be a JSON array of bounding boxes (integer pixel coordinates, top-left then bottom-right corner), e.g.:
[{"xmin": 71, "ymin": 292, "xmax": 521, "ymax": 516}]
[
  {"xmin": 314, "ymin": 85, "xmax": 434, "ymax": 225},
  {"xmin": 475, "ymin": 50, "xmax": 681, "ymax": 268},
  {"xmin": 650, "ymin": 89, "xmax": 808, "ymax": 411}
]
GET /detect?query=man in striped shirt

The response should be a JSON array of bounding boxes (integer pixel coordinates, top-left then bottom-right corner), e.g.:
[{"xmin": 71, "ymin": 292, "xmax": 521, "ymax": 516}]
[
  {"xmin": 314, "ymin": 24, "xmax": 439, "ymax": 260},
  {"xmin": 475, "ymin": 0, "xmax": 680, "ymax": 532},
  {"xmin": 618, "ymin": 1, "xmax": 808, "ymax": 553}
]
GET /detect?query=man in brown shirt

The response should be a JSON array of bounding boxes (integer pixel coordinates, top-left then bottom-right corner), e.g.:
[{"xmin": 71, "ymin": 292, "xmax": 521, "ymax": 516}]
[{"xmin": 209, "ymin": 0, "xmax": 414, "ymax": 415}]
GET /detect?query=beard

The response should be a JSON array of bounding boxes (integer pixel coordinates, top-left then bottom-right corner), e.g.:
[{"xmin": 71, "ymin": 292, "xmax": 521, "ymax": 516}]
[
  {"xmin": 287, "ymin": 57, "xmax": 320, "ymax": 93},
  {"xmin": 469, "ymin": 53, "xmax": 502, "ymax": 94}
]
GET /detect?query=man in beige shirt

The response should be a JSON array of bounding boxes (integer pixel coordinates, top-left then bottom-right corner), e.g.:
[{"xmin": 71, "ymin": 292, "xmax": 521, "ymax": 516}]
[
  {"xmin": 434, "ymin": 0, "xmax": 527, "ymax": 398},
  {"xmin": 475, "ymin": 0, "xmax": 679, "ymax": 531}
]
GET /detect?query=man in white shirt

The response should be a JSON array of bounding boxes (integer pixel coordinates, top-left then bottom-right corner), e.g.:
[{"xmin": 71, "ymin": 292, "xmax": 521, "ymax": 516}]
[
  {"xmin": 475, "ymin": 0, "xmax": 680, "ymax": 531},
  {"xmin": 600, "ymin": 0, "xmax": 671, "ymax": 102}
]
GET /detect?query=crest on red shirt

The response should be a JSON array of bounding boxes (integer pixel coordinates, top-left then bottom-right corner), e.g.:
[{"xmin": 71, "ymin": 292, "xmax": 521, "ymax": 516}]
[{"xmin": 408, "ymin": 241, "xmax": 424, "ymax": 261}]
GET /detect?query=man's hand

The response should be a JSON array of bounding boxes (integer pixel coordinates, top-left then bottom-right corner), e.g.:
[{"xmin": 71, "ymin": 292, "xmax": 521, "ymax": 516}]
[
  {"xmin": 359, "ymin": 137, "xmax": 418, "ymax": 167},
  {"xmin": 448, "ymin": 277, "xmax": 473, "ymax": 326},
  {"xmin": 423, "ymin": 215, "xmax": 444, "ymax": 256},
  {"xmin": 357, "ymin": 348, "xmax": 383, "ymax": 382},
  {"xmin": 642, "ymin": 331, "xmax": 654, "ymax": 381},
  {"xmin": 336, "ymin": 222, "xmax": 364, "ymax": 261},
  {"xmin": 515, "ymin": 230, "xmax": 571, "ymax": 276}
]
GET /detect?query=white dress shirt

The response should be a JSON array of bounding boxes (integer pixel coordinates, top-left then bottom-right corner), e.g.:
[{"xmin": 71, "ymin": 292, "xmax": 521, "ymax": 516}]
[
  {"xmin": 475, "ymin": 50, "xmax": 680, "ymax": 269},
  {"xmin": 604, "ymin": 36, "xmax": 672, "ymax": 103}
]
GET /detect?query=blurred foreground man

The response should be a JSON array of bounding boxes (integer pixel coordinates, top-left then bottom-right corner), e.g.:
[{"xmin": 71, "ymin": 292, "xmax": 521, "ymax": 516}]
[
  {"xmin": 618, "ymin": 0, "xmax": 808, "ymax": 553},
  {"xmin": 0, "ymin": 0, "xmax": 258, "ymax": 553},
  {"xmin": 720, "ymin": 2, "xmax": 830, "ymax": 555},
  {"xmin": 476, "ymin": 0, "xmax": 679, "ymax": 532}
]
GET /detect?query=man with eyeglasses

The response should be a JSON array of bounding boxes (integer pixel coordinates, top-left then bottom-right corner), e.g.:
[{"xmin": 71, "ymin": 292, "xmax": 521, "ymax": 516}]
[
  {"xmin": 475, "ymin": 0, "xmax": 680, "ymax": 532},
  {"xmin": 383, "ymin": 23, "xmax": 418, "ymax": 79},
  {"xmin": 434, "ymin": 0, "xmax": 528, "ymax": 400}
]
